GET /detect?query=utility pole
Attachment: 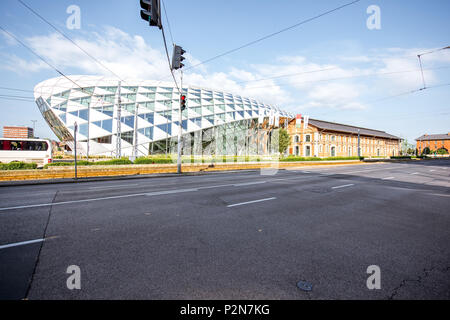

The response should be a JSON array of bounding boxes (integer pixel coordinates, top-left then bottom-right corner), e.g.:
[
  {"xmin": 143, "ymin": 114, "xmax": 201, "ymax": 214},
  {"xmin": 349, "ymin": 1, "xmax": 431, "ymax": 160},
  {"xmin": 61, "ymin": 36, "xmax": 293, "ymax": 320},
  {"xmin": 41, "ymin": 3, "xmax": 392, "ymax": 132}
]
[
  {"xmin": 357, "ymin": 129, "xmax": 361, "ymax": 158},
  {"xmin": 74, "ymin": 121, "xmax": 78, "ymax": 180},
  {"xmin": 133, "ymin": 102, "xmax": 139, "ymax": 160},
  {"xmin": 116, "ymin": 81, "xmax": 122, "ymax": 158},
  {"xmin": 31, "ymin": 120, "xmax": 37, "ymax": 138},
  {"xmin": 87, "ymin": 102, "xmax": 90, "ymax": 159},
  {"xmin": 177, "ymin": 71, "xmax": 184, "ymax": 173}
]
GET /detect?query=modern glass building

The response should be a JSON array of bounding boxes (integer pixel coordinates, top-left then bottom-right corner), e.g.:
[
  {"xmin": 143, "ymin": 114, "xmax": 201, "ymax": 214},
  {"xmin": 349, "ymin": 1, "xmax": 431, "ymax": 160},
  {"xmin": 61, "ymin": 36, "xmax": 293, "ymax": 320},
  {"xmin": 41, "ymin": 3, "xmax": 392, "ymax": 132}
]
[{"xmin": 34, "ymin": 75, "xmax": 293, "ymax": 157}]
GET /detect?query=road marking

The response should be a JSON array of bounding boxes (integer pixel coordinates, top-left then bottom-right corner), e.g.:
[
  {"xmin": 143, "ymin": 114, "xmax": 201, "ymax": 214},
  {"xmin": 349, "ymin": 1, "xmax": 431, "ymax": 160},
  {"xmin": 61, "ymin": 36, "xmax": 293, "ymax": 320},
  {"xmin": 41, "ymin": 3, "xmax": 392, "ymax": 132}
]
[
  {"xmin": 88, "ymin": 184, "xmax": 137, "ymax": 190},
  {"xmin": 427, "ymin": 193, "xmax": 450, "ymax": 197},
  {"xmin": 0, "ymin": 192, "xmax": 149, "ymax": 212},
  {"xmin": 145, "ymin": 188, "xmax": 198, "ymax": 196},
  {"xmin": 382, "ymin": 176, "xmax": 395, "ymax": 180},
  {"xmin": 0, "ymin": 238, "xmax": 44, "ymax": 250},
  {"xmin": 234, "ymin": 181, "xmax": 266, "ymax": 187},
  {"xmin": 227, "ymin": 197, "xmax": 276, "ymax": 208},
  {"xmin": 198, "ymin": 184, "xmax": 235, "ymax": 189},
  {"xmin": 331, "ymin": 184, "xmax": 354, "ymax": 189},
  {"xmin": 410, "ymin": 172, "xmax": 419, "ymax": 175},
  {"xmin": 429, "ymin": 169, "xmax": 436, "ymax": 172}
]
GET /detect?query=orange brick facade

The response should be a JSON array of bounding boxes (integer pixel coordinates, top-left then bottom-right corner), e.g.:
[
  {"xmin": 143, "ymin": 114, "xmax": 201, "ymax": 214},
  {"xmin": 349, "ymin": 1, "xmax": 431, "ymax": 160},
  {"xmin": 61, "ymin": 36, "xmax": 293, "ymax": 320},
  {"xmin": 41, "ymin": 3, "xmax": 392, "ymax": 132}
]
[
  {"xmin": 416, "ymin": 134, "xmax": 450, "ymax": 153},
  {"xmin": 287, "ymin": 120, "xmax": 400, "ymax": 158},
  {"xmin": 3, "ymin": 126, "xmax": 34, "ymax": 139}
]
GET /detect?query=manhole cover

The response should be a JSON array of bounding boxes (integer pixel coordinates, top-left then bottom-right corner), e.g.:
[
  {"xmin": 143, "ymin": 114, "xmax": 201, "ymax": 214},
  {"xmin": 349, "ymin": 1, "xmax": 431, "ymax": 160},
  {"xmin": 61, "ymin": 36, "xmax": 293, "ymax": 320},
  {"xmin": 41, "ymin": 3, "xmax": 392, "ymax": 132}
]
[{"xmin": 297, "ymin": 280, "xmax": 313, "ymax": 291}]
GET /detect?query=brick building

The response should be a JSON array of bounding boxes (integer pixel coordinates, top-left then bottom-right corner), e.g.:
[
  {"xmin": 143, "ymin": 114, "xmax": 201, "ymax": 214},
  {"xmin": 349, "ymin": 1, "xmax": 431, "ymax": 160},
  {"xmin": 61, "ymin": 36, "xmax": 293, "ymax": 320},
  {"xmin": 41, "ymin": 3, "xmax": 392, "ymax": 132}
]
[
  {"xmin": 415, "ymin": 133, "xmax": 450, "ymax": 154},
  {"xmin": 3, "ymin": 126, "xmax": 34, "ymax": 139},
  {"xmin": 287, "ymin": 118, "xmax": 402, "ymax": 158}
]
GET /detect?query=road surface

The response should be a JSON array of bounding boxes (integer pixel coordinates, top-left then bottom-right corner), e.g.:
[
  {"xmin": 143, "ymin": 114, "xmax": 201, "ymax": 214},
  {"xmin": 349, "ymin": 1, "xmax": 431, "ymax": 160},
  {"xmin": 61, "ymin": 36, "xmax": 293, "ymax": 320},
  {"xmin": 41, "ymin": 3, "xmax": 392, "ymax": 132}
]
[{"xmin": 0, "ymin": 160, "xmax": 449, "ymax": 299}]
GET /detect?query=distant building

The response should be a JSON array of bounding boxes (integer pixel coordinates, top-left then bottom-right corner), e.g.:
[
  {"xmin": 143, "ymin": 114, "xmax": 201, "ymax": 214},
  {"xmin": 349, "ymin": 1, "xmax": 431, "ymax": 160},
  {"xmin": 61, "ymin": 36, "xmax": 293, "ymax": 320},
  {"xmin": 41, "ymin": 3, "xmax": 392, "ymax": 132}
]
[
  {"xmin": 287, "ymin": 118, "xmax": 402, "ymax": 157},
  {"xmin": 415, "ymin": 133, "xmax": 450, "ymax": 154},
  {"xmin": 3, "ymin": 126, "xmax": 34, "ymax": 139}
]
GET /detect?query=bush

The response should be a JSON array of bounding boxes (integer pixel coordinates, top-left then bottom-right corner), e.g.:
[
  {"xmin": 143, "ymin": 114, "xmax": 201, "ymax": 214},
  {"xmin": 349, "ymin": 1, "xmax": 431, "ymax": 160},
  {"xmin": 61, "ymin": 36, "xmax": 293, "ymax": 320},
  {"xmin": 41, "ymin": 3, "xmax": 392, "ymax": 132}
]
[
  {"xmin": 44, "ymin": 158, "xmax": 132, "ymax": 168},
  {"xmin": 436, "ymin": 148, "xmax": 448, "ymax": 155},
  {"xmin": 390, "ymin": 156, "xmax": 411, "ymax": 159},
  {"xmin": 93, "ymin": 158, "xmax": 133, "ymax": 165},
  {"xmin": 280, "ymin": 156, "xmax": 363, "ymax": 162},
  {"xmin": 134, "ymin": 157, "xmax": 173, "ymax": 164},
  {"xmin": 0, "ymin": 161, "xmax": 38, "ymax": 170}
]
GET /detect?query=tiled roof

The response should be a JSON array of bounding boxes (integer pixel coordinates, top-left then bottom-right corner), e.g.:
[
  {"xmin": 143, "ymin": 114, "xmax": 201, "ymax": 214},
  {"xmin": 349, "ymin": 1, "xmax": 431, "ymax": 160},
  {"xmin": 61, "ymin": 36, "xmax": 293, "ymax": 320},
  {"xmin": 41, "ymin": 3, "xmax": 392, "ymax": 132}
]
[
  {"xmin": 415, "ymin": 134, "xmax": 450, "ymax": 141},
  {"xmin": 307, "ymin": 119, "xmax": 402, "ymax": 140}
]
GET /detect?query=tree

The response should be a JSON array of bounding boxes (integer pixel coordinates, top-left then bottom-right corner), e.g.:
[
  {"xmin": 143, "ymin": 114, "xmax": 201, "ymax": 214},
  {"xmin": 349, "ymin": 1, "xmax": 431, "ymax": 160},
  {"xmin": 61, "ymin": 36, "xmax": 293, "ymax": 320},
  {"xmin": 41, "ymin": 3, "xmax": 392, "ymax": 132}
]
[
  {"xmin": 422, "ymin": 147, "xmax": 431, "ymax": 155},
  {"xmin": 437, "ymin": 147, "xmax": 448, "ymax": 155},
  {"xmin": 278, "ymin": 128, "xmax": 291, "ymax": 155}
]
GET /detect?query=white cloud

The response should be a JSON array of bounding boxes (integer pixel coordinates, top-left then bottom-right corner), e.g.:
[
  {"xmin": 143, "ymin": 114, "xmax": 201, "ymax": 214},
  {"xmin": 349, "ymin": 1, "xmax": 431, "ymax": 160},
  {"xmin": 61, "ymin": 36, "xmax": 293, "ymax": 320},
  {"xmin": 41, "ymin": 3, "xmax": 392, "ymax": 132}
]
[
  {"xmin": 0, "ymin": 26, "xmax": 447, "ymax": 115},
  {"xmin": 0, "ymin": 30, "xmax": 18, "ymax": 46}
]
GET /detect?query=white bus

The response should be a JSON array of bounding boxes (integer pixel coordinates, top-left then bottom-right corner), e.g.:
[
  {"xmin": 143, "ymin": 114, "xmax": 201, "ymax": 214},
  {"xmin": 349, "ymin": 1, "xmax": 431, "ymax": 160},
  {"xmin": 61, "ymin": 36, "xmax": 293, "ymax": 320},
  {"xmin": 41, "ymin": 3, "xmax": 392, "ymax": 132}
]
[{"xmin": 0, "ymin": 138, "xmax": 52, "ymax": 167}]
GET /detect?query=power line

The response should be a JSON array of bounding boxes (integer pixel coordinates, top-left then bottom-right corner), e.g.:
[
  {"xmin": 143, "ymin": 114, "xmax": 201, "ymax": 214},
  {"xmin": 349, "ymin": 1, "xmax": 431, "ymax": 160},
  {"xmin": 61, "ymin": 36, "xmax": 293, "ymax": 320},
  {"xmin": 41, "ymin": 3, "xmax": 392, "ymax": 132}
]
[
  {"xmin": 0, "ymin": 86, "xmax": 34, "ymax": 93},
  {"xmin": 235, "ymin": 67, "xmax": 340, "ymax": 85},
  {"xmin": 161, "ymin": 0, "xmax": 175, "ymax": 45},
  {"xmin": 312, "ymin": 82, "xmax": 450, "ymax": 118},
  {"xmin": 0, "ymin": 26, "xmax": 106, "ymax": 100},
  {"xmin": 160, "ymin": 26, "xmax": 181, "ymax": 94},
  {"xmin": 0, "ymin": 94, "xmax": 34, "ymax": 99},
  {"xmin": 243, "ymin": 65, "xmax": 450, "ymax": 90},
  {"xmin": 182, "ymin": 0, "xmax": 361, "ymax": 72},
  {"xmin": 16, "ymin": 0, "xmax": 128, "ymax": 84}
]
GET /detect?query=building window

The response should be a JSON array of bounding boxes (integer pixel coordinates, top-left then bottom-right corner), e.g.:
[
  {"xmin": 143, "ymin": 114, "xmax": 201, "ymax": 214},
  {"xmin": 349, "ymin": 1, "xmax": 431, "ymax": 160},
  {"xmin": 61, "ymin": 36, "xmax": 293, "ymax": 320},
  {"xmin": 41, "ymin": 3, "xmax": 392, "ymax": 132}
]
[
  {"xmin": 95, "ymin": 135, "xmax": 112, "ymax": 144},
  {"xmin": 294, "ymin": 135, "xmax": 300, "ymax": 143},
  {"xmin": 305, "ymin": 134, "xmax": 311, "ymax": 142}
]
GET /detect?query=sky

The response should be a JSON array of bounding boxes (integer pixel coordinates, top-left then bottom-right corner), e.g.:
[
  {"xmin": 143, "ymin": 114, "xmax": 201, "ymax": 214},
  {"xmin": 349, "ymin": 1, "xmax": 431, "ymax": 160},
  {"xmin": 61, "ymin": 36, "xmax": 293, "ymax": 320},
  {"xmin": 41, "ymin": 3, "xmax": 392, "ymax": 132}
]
[{"xmin": 0, "ymin": 0, "xmax": 449, "ymax": 145}]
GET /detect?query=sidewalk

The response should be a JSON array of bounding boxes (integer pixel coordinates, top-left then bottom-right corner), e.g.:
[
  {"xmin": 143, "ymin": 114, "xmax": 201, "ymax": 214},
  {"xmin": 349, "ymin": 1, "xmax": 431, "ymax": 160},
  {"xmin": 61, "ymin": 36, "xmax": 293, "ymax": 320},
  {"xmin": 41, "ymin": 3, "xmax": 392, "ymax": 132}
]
[{"xmin": 0, "ymin": 160, "xmax": 367, "ymax": 186}]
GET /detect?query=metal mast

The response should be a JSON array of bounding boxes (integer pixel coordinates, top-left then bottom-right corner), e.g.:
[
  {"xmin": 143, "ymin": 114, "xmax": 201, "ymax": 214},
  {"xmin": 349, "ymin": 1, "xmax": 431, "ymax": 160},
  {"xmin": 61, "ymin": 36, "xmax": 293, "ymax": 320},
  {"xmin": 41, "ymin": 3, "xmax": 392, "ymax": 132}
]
[{"xmin": 116, "ymin": 81, "xmax": 122, "ymax": 158}]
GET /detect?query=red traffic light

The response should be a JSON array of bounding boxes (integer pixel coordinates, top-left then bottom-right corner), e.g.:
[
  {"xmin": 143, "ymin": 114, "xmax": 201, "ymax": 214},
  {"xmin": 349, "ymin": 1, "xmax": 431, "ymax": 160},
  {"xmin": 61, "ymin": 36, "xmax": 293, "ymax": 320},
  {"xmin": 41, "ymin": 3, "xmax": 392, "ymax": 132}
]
[{"xmin": 180, "ymin": 95, "xmax": 186, "ymax": 101}]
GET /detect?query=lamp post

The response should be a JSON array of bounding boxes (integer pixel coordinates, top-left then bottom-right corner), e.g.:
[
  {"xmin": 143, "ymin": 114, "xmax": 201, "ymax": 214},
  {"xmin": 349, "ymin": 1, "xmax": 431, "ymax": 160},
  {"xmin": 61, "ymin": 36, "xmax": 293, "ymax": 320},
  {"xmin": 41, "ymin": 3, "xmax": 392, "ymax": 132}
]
[{"xmin": 74, "ymin": 121, "xmax": 78, "ymax": 180}]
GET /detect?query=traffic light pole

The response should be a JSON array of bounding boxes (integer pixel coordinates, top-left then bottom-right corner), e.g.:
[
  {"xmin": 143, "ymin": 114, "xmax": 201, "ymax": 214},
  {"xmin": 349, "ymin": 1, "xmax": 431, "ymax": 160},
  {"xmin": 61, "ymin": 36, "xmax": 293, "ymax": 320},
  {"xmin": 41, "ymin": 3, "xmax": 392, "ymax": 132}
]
[{"xmin": 177, "ymin": 71, "xmax": 183, "ymax": 174}]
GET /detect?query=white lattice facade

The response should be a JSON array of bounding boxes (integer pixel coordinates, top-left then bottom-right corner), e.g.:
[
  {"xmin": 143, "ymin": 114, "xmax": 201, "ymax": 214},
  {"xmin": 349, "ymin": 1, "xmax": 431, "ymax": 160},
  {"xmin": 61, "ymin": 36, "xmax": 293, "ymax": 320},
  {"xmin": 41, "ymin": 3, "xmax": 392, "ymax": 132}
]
[{"xmin": 34, "ymin": 75, "xmax": 292, "ymax": 157}]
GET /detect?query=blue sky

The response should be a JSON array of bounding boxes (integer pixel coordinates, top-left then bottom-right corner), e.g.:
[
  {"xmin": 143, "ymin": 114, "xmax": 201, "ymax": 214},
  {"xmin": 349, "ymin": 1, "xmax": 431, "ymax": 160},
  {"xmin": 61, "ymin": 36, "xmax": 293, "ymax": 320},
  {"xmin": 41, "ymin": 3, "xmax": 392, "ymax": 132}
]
[{"xmin": 0, "ymin": 0, "xmax": 449, "ymax": 144}]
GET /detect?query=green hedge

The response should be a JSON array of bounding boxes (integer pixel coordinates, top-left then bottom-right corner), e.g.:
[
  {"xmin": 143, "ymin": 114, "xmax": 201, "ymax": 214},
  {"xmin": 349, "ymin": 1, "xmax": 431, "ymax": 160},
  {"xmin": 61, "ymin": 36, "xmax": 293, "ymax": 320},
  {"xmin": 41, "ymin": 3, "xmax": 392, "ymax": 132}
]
[
  {"xmin": 134, "ymin": 157, "xmax": 173, "ymax": 164},
  {"xmin": 390, "ymin": 156, "xmax": 411, "ymax": 159},
  {"xmin": 44, "ymin": 158, "xmax": 132, "ymax": 168},
  {"xmin": 0, "ymin": 161, "xmax": 38, "ymax": 170},
  {"xmin": 93, "ymin": 158, "xmax": 133, "ymax": 165},
  {"xmin": 280, "ymin": 156, "xmax": 363, "ymax": 162}
]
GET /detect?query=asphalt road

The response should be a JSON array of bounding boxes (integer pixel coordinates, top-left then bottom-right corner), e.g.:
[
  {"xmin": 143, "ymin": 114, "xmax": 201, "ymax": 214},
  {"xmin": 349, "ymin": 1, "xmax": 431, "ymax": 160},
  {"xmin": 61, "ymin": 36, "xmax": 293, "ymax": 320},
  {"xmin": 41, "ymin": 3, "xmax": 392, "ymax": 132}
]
[{"xmin": 0, "ymin": 160, "xmax": 449, "ymax": 300}]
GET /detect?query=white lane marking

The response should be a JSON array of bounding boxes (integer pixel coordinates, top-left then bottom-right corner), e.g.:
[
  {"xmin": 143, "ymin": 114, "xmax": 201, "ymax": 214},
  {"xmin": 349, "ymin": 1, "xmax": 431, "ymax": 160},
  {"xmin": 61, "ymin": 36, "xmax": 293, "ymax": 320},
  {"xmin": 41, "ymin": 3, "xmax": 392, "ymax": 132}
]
[
  {"xmin": 234, "ymin": 181, "xmax": 266, "ymax": 187},
  {"xmin": 198, "ymin": 184, "xmax": 235, "ymax": 190},
  {"xmin": 331, "ymin": 184, "xmax": 354, "ymax": 189},
  {"xmin": 145, "ymin": 188, "xmax": 198, "ymax": 196},
  {"xmin": 427, "ymin": 193, "xmax": 450, "ymax": 197},
  {"xmin": 0, "ymin": 192, "xmax": 148, "ymax": 212},
  {"xmin": 227, "ymin": 197, "xmax": 276, "ymax": 208},
  {"xmin": 429, "ymin": 169, "xmax": 436, "ymax": 172},
  {"xmin": 410, "ymin": 172, "xmax": 419, "ymax": 175},
  {"xmin": 382, "ymin": 176, "xmax": 395, "ymax": 180},
  {"xmin": 88, "ymin": 184, "xmax": 137, "ymax": 190},
  {"xmin": 0, "ymin": 238, "xmax": 44, "ymax": 250}
]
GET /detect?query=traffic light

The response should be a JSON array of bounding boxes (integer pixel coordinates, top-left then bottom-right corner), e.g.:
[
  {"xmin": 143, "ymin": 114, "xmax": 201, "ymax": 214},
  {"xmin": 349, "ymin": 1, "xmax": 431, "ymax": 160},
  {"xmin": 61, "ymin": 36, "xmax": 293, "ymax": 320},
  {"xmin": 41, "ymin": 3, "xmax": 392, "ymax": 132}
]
[
  {"xmin": 180, "ymin": 95, "xmax": 186, "ymax": 111},
  {"xmin": 140, "ymin": 0, "xmax": 162, "ymax": 29},
  {"xmin": 171, "ymin": 45, "xmax": 186, "ymax": 70}
]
